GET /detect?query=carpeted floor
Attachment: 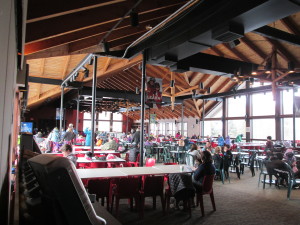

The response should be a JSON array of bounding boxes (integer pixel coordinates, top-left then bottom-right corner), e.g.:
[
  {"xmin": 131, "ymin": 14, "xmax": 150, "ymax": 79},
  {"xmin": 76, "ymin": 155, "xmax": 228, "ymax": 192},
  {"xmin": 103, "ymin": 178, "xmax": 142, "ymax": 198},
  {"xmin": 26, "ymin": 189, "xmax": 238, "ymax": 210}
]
[{"xmin": 103, "ymin": 168, "xmax": 300, "ymax": 225}]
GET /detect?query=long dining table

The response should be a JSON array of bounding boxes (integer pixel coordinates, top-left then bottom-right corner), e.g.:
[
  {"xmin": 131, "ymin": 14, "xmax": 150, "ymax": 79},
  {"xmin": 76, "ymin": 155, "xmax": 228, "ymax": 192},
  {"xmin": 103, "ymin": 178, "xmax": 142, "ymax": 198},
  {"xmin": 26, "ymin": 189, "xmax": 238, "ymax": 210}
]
[{"xmin": 76, "ymin": 164, "xmax": 194, "ymax": 179}]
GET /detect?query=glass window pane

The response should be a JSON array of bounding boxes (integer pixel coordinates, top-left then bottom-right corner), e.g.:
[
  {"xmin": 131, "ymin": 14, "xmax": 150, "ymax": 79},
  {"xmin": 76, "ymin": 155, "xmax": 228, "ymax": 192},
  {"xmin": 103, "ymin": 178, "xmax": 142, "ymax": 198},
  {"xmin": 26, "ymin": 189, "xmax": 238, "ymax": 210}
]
[
  {"xmin": 112, "ymin": 122, "xmax": 122, "ymax": 132},
  {"xmin": 283, "ymin": 118, "xmax": 293, "ymax": 140},
  {"xmin": 252, "ymin": 119, "xmax": 275, "ymax": 139},
  {"xmin": 98, "ymin": 121, "xmax": 110, "ymax": 132},
  {"xmin": 83, "ymin": 113, "xmax": 91, "ymax": 119},
  {"xmin": 227, "ymin": 120, "xmax": 246, "ymax": 139},
  {"xmin": 204, "ymin": 120, "xmax": 222, "ymax": 137},
  {"xmin": 282, "ymin": 90, "xmax": 293, "ymax": 115},
  {"xmin": 252, "ymin": 92, "xmax": 275, "ymax": 116},
  {"xmin": 99, "ymin": 112, "xmax": 111, "ymax": 120},
  {"xmin": 227, "ymin": 96, "xmax": 246, "ymax": 117},
  {"xmin": 206, "ymin": 102, "xmax": 222, "ymax": 118},
  {"xmin": 113, "ymin": 113, "xmax": 123, "ymax": 121},
  {"xmin": 83, "ymin": 120, "xmax": 92, "ymax": 130}
]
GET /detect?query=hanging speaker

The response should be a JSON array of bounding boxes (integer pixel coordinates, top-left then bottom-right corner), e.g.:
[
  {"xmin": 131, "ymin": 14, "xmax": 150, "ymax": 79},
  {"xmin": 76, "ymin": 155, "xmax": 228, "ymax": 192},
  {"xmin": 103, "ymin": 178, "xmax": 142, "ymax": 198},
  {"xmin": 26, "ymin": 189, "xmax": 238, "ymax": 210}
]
[
  {"xmin": 199, "ymin": 82, "xmax": 204, "ymax": 89},
  {"xmin": 130, "ymin": 10, "xmax": 139, "ymax": 27},
  {"xmin": 207, "ymin": 87, "xmax": 211, "ymax": 94}
]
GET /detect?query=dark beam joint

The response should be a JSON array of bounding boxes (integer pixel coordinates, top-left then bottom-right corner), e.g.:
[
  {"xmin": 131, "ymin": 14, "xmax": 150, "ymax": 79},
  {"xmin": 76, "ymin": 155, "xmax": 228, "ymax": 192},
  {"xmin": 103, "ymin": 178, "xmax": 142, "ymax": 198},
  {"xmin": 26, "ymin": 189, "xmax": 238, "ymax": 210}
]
[
  {"xmin": 170, "ymin": 52, "xmax": 257, "ymax": 75},
  {"xmin": 253, "ymin": 26, "xmax": 300, "ymax": 46}
]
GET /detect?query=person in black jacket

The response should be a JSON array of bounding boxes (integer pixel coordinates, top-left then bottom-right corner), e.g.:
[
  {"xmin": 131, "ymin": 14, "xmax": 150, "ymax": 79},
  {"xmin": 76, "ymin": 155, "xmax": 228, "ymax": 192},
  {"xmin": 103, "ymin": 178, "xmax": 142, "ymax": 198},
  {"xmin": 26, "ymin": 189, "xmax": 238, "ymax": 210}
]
[{"xmin": 192, "ymin": 150, "xmax": 216, "ymax": 192}]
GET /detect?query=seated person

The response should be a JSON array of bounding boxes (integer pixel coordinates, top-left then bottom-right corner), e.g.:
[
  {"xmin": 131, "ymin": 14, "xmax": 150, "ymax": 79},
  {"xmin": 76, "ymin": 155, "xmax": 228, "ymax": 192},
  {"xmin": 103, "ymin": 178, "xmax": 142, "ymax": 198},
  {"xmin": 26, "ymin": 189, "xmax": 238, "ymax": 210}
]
[
  {"xmin": 118, "ymin": 143, "xmax": 140, "ymax": 162},
  {"xmin": 283, "ymin": 148, "xmax": 297, "ymax": 170},
  {"xmin": 192, "ymin": 151, "xmax": 216, "ymax": 192},
  {"xmin": 61, "ymin": 144, "xmax": 77, "ymax": 165},
  {"xmin": 191, "ymin": 134, "xmax": 197, "ymax": 139},
  {"xmin": 186, "ymin": 144, "xmax": 201, "ymax": 167},
  {"xmin": 95, "ymin": 136, "xmax": 103, "ymax": 146},
  {"xmin": 144, "ymin": 137, "xmax": 153, "ymax": 146},
  {"xmin": 100, "ymin": 137, "xmax": 118, "ymax": 150}
]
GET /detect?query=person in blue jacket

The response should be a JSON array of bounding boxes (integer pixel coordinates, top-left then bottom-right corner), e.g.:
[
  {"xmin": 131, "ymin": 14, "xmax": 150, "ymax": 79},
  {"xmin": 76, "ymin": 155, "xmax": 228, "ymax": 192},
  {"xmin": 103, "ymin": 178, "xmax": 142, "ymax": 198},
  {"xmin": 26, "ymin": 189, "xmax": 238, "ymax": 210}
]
[
  {"xmin": 217, "ymin": 135, "xmax": 225, "ymax": 146},
  {"xmin": 84, "ymin": 127, "xmax": 92, "ymax": 146}
]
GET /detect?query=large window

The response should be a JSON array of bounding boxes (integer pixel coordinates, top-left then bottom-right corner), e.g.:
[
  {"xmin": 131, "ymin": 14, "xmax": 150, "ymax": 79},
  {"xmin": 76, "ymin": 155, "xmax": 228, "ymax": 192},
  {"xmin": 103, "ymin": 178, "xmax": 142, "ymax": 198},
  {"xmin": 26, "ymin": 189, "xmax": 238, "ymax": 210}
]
[
  {"xmin": 252, "ymin": 92, "xmax": 275, "ymax": 116},
  {"xmin": 206, "ymin": 102, "xmax": 222, "ymax": 118},
  {"xmin": 282, "ymin": 90, "xmax": 293, "ymax": 115},
  {"xmin": 83, "ymin": 112, "xmax": 123, "ymax": 132},
  {"xmin": 99, "ymin": 112, "xmax": 111, "ymax": 120},
  {"xmin": 252, "ymin": 119, "xmax": 275, "ymax": 139},
  {"xmin": 166, "ymin": 122, "xmax": 175, "ymax": 136},
  {"xmin": 177, "ymin": 122, "xmax": 188, "ymax": 137},
  {"xmin": 98, "ymin": 121, "xmax": 110, "ymax": 132},
  {"xmin": 283, "ymin": 118, "xmax": 293, "ymax": 140},
  {"xmin": 227, "ymin": 120, "xmax": 246, "ymax": 138},
  {"xmin": 204, "ymin": 120, "xmax": 222, "ymax": 137},
  {"xmin": 113, "ymin": 122, "xmax": 122, "ymax": 132},
  {"xmin": 227, "ymin": 96, "xmax": 246, "ymax": 117}
]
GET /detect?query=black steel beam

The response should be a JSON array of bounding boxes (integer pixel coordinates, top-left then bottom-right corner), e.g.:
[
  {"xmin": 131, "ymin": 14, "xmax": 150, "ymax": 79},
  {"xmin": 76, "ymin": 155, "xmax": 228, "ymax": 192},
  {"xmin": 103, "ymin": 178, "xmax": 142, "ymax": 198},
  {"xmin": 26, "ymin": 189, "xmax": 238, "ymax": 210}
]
[
  {"xmin": 253, "ymin": 26, "xmax": 300, "ymax": 46},
  {"xmin": 28, "ymin": 76, "xmax": 62, "ymax": 85},
  {"xmin": 170, "ymin": 52, "xmax": 257, "ymax": 75},
  {"xmin": 193, "ymin": 85, "xmax": 273, "ymax": 100},
  {"xmin": 80, "ymin": 87, "xmax": 185, "ymax": 104},
  {"xmin": 28, "ymin": 76, "xmax": 82, "ymax": 87}
]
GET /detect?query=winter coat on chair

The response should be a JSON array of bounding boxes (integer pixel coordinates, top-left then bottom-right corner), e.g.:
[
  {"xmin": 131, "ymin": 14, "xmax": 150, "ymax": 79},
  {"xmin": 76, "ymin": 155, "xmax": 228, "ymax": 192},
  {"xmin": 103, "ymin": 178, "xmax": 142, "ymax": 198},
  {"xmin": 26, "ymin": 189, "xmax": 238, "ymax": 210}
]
[{"xmin": 84, "ymin": 128, "xmax": 92, "ymax": 146}]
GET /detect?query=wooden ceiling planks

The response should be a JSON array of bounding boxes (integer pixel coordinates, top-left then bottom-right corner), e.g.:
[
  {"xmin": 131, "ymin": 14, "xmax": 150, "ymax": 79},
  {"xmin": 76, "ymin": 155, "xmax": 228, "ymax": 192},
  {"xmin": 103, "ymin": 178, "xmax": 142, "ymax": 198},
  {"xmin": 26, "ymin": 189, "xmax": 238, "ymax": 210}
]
[{"xmin": 25, "ymin": 3, "xmax": 300, "ymax": 120}]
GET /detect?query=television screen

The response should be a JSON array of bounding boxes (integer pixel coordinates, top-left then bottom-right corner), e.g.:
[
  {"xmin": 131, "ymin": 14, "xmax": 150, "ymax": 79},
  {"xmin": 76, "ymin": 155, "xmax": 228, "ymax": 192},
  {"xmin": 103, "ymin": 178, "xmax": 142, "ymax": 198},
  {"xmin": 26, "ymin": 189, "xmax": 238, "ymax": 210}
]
[{"xmin": 20, "ymin": 122, "xmax": 33, "ymax": 133}]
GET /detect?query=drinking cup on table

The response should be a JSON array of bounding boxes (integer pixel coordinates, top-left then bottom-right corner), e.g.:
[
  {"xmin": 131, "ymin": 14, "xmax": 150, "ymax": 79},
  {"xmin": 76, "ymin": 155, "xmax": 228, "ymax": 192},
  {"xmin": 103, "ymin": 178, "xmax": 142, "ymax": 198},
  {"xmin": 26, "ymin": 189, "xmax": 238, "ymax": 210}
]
[{"xmin": 180, "ymin": 165, "xmax": 184, "ymax": 172}]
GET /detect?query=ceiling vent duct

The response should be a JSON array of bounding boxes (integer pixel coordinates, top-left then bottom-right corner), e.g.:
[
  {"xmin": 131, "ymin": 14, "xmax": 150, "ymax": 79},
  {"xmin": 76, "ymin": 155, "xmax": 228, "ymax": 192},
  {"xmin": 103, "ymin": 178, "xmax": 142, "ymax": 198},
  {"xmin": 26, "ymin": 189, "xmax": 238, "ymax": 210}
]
[{"xmin": 212, "ymin": 22, "xmax": 244, "ymax": 42}]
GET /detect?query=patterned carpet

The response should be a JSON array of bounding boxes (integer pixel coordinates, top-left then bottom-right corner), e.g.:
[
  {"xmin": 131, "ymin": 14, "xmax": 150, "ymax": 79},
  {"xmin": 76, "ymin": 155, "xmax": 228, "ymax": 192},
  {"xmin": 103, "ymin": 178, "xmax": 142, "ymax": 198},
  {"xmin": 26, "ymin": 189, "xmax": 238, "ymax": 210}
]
[{"xmin": 106, "ymin": 169, "xmax": 300, "ymax": 225}]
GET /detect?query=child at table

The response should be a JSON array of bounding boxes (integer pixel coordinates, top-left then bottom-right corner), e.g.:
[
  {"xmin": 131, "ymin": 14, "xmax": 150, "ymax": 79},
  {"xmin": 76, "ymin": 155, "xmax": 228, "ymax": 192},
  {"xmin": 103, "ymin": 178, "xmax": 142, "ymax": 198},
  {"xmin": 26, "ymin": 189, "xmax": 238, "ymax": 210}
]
[{"xmin": 61, "ymin": 144, "xmax": 77, "ymax": 166}]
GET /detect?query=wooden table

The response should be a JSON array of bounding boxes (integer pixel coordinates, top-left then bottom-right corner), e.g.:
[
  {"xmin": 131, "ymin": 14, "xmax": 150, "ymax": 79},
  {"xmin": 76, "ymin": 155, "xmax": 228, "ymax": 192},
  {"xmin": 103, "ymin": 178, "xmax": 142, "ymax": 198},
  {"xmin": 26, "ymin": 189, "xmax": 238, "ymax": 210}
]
[{"xmin": 76, "ymin": 164, "xmax": 192, "ymax": 179}]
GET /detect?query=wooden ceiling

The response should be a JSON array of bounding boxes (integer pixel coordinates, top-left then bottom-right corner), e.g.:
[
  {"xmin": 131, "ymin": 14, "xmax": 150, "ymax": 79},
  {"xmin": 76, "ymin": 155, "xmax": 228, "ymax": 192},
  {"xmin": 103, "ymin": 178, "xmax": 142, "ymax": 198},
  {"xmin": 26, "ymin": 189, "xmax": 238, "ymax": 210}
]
[{"xmin": 25, "ymin": 0, "xmax": 300, "ymax": 120}]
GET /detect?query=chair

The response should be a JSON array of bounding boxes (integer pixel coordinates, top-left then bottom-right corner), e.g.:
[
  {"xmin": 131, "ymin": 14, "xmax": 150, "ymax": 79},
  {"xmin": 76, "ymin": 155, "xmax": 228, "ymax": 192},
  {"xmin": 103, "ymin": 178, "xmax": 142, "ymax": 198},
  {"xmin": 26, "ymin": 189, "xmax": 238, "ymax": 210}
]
[
  {"xmin": 87, "ymin": 162, "xmax": 107, "ymax": 168},
  {"xmin": 128, "ymin": 153, "xmax": 140, "ymax": 167},
  {"xmin": 162, "ymin": 146, "xmax": 172, "ymax": 163},
  {"xmin": 165, "ymin": 173, "xmax": 195, "ymax": 216},
  {"xmin": 110, "ymin": 177, "xmax": 142, "ymax": 218},
  {"xmin": 28, "ymin": 154, "xmax": 119, "ymax": 225},
  {"xmin": 140, "ymin": 176, "xmax": 165, "ymax": 218},
  {"xmin": 144, "ymin": 146, "xmax": 153, "ymax": 158},
  {"xmin": 231, "ymin": 153, "xmax": 241, "ymax": 179},
  {"xmin": 257, "ymin": 159, "xmax": 271, "ymax": 188},
  {"xmin": 145, "ymin": 158, "xmax": 156, "ymax": 167},
  {"xmin": 87, "ymin": 179, "xmax": 111, "ymax": 210},
  {"xmin": 195, "ymin": 175, "xmax": 216, "ymax": 217},
  {"xmin": 215, "ymin": 157, "xmax": 230, "ymax": 184},
  {"xmin": 248, "ymin": 152, "xmax": 257, "ymax": 176}
]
